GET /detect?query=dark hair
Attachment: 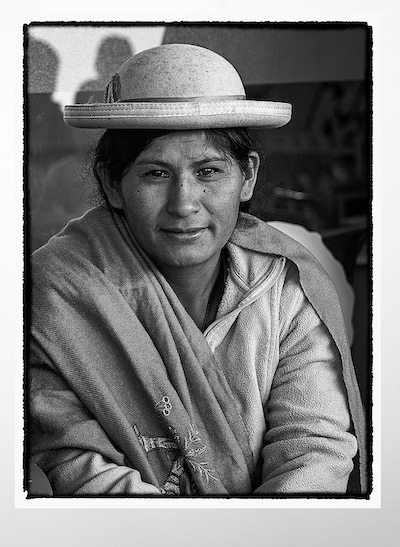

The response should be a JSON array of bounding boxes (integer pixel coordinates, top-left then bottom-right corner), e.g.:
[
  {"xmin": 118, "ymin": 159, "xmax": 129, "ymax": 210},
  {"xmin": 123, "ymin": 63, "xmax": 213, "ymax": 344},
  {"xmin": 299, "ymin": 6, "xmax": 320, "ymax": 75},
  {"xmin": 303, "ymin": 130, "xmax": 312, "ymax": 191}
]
[{"xmin": 92, "ymin": 127, "xmax": 255, "ymax": 209}]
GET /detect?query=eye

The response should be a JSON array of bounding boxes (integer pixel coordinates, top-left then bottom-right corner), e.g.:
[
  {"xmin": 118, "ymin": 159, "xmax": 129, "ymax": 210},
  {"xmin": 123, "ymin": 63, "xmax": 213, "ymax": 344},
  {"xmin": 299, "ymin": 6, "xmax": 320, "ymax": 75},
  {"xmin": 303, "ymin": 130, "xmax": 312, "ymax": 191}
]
[
  {"xmin": 145, "ymin": 170, "xmax": 169, "ymax": 179},
  {"xmin": 197, "ymin": 167, "xmax": 218, "ymax": 178}
]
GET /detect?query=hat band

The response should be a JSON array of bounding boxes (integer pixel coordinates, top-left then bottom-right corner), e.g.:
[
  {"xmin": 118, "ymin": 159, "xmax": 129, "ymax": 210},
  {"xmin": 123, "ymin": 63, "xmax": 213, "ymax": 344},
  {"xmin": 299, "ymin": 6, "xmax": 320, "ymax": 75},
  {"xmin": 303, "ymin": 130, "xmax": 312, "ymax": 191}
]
[{"xmin": 119, "ymin": 95, "xmax": 246, "ymax": 103}]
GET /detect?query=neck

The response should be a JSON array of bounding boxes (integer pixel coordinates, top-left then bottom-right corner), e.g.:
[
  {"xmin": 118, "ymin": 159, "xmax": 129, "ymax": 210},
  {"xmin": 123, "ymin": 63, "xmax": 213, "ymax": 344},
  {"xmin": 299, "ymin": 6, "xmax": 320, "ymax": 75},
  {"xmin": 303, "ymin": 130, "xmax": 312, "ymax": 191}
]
[{"xmin": 156, "ymin": 253, "xmax": 222, "ymax": 328}]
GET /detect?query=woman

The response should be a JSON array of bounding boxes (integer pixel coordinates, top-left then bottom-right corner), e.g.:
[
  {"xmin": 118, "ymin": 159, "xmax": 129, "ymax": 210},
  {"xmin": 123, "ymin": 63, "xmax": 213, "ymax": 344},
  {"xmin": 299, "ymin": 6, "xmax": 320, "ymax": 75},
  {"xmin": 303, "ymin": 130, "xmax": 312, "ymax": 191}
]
[{"xmin": 29, "ymin": 43, "xmax": 367, "ymax": 496}]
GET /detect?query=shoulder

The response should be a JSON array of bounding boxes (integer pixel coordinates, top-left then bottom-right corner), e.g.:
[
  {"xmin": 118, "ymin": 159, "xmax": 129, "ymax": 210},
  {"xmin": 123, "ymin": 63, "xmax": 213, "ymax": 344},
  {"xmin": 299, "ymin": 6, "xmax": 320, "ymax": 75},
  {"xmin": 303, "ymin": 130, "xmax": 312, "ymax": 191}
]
[
  {"xmin": 30, "ymin": 208, "xmax": 121, "ymax": 312},
  {"xmin": 230, "ymin": 213, "xmax": 333, "ymax": 293},
  {"xmin": 231, "ymin": 214, "xmax": 349, "ymax": 343},
  {"xmin": 31, "ymin": 207, "xmax": 118, "ymax": 277},
  {"xmin": 231, "ymin": 213, "xmax": 325, "ymax": 268}
]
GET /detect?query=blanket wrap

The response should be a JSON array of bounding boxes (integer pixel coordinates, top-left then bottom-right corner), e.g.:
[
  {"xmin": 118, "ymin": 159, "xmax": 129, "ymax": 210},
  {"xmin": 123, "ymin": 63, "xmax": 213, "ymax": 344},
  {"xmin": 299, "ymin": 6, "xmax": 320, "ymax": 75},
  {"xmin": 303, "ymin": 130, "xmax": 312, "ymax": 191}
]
[{"xmin": 29, "ymin": 207, "xmax": 368, "ymax": 495}]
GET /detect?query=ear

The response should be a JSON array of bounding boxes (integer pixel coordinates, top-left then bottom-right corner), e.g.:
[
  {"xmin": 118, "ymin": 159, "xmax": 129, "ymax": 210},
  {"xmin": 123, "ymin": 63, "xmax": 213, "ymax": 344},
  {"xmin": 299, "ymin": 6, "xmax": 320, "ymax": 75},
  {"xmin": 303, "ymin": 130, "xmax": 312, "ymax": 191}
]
[
  {"xmin": 96, "ymin": 163, "xmax": 124, "ymax": 210},
  {"xmin": 240, "ymin": 151, "xmax": 260, "ymax": 202}
]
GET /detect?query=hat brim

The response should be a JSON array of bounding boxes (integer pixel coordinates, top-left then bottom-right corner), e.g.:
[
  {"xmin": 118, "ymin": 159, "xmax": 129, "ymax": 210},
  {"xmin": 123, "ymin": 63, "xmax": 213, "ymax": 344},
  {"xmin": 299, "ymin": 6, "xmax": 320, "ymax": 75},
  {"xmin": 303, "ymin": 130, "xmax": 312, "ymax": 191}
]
[{"xmin": 63, "ymin": 100, "xmax": 291, "ymax": 130}]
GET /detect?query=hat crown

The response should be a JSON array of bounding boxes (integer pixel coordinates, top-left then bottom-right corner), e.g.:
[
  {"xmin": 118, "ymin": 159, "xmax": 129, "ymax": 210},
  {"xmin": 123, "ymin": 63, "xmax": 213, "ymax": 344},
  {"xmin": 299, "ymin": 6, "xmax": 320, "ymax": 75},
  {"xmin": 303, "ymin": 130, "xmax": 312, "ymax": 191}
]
[
  {"xmin": 114, "ymin": 43, "xmax": 246, "ymax": 101},
  {"xmin": 65, "ymin": 43, "xmax": 292, "ymax": 130}
]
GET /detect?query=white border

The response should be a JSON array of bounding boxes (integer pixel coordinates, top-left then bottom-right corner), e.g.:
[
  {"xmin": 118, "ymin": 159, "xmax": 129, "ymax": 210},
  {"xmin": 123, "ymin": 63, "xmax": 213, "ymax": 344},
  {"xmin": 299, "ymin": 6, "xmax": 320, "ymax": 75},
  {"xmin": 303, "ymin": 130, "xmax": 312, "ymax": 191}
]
[{"xmin": 4, "ymin": 2, "xmax": 394, "ymax": 545}]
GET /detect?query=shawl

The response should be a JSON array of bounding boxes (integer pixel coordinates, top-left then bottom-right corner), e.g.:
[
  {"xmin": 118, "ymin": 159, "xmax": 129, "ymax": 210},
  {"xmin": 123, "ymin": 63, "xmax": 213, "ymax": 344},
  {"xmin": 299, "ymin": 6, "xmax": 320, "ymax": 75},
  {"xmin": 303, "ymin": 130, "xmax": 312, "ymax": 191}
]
[{"xmin": 29, "ymin": 207, "xmax": 368, "ymax": 495}]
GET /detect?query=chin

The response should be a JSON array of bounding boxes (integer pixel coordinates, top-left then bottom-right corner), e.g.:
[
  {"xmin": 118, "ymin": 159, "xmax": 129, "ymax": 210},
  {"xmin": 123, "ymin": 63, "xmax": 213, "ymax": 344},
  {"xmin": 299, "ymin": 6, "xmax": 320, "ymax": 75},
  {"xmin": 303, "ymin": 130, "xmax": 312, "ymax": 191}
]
[{"xmin": 157, "ymin": 250, "xmax": 215, "ymax": 269}]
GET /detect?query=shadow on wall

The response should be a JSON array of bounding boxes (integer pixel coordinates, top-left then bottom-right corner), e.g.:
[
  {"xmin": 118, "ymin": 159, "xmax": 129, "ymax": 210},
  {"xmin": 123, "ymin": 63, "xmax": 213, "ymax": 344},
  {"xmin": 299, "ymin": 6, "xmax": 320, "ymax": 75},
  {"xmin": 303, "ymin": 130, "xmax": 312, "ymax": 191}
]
[
  {"xmin": 27, "ymin": 37, "xmax": 93, "ymax": 252},
  {"xmin": 74, "ymin": 36, "xmax": 134, "ymax": 104},
  {"xmin": 27, "ymin": 35, "xmax": 136, "ymax": 252}
]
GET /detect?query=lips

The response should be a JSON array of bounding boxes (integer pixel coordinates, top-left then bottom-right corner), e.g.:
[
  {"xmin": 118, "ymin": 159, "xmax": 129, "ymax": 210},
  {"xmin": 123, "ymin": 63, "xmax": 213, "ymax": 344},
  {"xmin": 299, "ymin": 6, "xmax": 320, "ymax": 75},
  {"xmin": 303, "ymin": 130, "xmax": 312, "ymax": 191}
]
[{"xmin": 161, "ymin": 227, "xmax": 206, "ymax": 240}]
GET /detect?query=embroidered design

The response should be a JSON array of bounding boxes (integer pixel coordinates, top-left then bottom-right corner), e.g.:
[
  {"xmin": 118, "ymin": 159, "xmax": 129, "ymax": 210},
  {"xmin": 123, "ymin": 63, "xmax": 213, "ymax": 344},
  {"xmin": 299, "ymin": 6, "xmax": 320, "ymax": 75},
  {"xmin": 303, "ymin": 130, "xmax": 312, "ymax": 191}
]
[
  {"xmin": 133, "ymin": 422, "xmax": 219, "ymax": 495},
  {"xmin": 133, "ymin": 423, "xmax": 185, "ymax": 495},
  {"xmin": 168, "ymin": 425, "xmax": 218, "ymax": 483},
  {"xmin": 156, "ymin": 395, "xmax": 172, "ymax": 417},
  {"xmin": 159, "ymin": 456, "xmax": 185, "ymax": 495},
  {"xmin": 133, "ymin": 424, "xmax": 176, "ymax": 452},
  {"xmin": 183, "ymin": 424, "xmax": 218, "ymax": 483}
]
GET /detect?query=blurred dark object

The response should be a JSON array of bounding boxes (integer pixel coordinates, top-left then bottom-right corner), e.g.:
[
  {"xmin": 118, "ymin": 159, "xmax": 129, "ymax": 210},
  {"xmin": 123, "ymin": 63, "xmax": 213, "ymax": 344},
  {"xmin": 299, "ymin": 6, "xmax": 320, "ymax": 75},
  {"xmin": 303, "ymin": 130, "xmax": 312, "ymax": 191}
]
[
  {"xmin": 247, "ymin": 79, "xmax": 369, "ymax": 236},
  {"xmin": 26, "ymin": 461, "xmax": 53, "ymax": 497},
  {"xmin": 262, "ymin": 186, "xmax": 320, "ymax": 231},
  {"xmin": 321, "ymin": 223, "xmax": 367, "ymax": 285},
  {"xmin": 351, "ymin": 245, "xmax": 371, "ymax": 408}
]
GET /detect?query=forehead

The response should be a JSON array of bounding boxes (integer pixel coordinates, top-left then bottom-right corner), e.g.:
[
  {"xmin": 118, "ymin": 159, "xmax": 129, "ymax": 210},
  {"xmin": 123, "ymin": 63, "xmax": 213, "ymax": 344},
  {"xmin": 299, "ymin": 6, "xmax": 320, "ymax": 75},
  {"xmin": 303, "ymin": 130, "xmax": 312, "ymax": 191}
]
[{"xmin": 135, "ymin": 130, "xmax": 229, "ymax": 164}]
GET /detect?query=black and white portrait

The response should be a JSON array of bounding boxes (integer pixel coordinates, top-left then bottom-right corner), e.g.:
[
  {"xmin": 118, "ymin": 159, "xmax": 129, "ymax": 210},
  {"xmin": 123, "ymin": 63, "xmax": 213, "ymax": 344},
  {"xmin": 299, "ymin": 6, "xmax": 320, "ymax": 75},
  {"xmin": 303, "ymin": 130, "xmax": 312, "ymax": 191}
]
[{"xmin": 24, "ymin": 23, "xmax": 372, "ymax": 502}]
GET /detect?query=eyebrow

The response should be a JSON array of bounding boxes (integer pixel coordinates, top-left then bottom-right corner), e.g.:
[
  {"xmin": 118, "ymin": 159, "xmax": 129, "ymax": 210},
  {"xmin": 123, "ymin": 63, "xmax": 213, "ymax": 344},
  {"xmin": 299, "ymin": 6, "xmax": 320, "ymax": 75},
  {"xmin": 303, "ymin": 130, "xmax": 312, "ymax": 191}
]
[{"xmin": 134, "ymin": 156, "xmax": 228, "ymax": 168}]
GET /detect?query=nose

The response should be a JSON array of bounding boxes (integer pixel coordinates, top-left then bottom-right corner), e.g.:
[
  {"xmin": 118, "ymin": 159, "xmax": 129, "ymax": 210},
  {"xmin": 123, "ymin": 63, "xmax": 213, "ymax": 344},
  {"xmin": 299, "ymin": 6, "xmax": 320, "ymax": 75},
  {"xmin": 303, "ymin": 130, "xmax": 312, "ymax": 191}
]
[{"xmin": 166, "ymin": 175, "xmax": 201, "ymax": 218}]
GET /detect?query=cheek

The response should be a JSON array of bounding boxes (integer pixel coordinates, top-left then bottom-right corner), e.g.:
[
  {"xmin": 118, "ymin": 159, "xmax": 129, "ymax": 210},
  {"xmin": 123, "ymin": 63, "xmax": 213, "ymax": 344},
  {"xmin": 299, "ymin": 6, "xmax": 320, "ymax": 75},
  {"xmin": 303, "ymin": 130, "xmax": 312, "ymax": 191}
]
[
  {"xmin": 206, "ymin": 188, "xmax": 242, "ymax": 233},
  {"xmin": 123, "ymin": 185, "xmax": 159, "ymax": 218},
  {"xmin": 215, "ymin": 185, "xmax": 242, "ymax": 211}
]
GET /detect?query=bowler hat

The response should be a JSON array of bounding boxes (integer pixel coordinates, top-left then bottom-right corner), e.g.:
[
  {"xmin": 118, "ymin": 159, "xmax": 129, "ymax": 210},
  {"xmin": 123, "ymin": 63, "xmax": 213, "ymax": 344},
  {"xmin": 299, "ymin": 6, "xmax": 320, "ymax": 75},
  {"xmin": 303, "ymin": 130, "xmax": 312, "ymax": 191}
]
[{"xmin": 64, "ymin": 43, "xmax": 291, "ymax": 130}]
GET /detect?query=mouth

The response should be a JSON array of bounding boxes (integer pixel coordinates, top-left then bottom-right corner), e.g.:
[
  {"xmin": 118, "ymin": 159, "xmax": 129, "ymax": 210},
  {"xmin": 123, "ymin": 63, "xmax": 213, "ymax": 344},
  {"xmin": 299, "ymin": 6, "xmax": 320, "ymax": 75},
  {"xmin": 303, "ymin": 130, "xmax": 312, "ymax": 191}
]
[{"xmin": 161, "ymin": 227, "xmax": 206, "ymax": 241}]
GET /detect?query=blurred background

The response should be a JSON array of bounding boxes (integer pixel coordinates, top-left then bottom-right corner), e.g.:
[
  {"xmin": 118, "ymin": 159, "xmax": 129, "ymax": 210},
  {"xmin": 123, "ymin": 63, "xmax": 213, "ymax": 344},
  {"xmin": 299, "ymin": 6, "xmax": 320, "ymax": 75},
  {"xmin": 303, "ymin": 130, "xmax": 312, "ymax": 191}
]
[{"xmin": 25, "ymin": 23, "xmax": 371, "ymax": 408}]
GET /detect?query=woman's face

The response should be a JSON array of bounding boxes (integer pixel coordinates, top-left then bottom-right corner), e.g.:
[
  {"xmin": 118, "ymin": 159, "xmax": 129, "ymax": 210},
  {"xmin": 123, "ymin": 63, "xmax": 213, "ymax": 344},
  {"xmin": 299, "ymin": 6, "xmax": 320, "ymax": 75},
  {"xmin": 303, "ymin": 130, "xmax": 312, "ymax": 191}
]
[{"xmin": 104, "ymin": 130, "xmax": 259, "ymax": 272}]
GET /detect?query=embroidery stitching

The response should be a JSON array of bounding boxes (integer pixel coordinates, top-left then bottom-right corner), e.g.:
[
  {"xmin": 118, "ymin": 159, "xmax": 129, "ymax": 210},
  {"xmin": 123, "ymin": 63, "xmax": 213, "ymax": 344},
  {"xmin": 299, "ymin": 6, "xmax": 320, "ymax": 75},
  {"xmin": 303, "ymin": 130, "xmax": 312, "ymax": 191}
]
[
  {"xmin": 183, "ymin": 424, "xmax": 218, "ymax": 483},
  {"xmin": 133, "ymin": 422, "xmax": 219, "ymax": 494},
  {"xmin": 159, "ymin": 456, "xmax": 185, "ymax": 495},
  {"xmin": 155, "ymin": 395, "xmax": 173, "ymax": 417},
  {"xmin": 133, "ymin": 424, "xmax": 176, "ymax": 452}
]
